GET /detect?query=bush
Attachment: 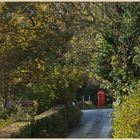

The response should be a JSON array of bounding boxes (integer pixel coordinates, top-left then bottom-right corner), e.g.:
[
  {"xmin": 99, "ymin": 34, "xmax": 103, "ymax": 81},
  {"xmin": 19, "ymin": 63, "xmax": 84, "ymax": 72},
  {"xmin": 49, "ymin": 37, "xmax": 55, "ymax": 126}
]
[
  {"xmin": 113, "ymin": 91, "xmax": 140, "ymax": 138},
  {"xmin": 78, "ymin": 101, "xmax": 96, "ymax": 109},
  {"xmin": 0, "ymin": 100, "xmax": 38, "ymax": 122},
  {"xmin": 32, "ymin": 105, "xmax": 81, "ymax": 138},
  {"xmin": 0, "ymin": 121, "xmax": 30, "ymax": 138},
  {"xmin": 0, "ymin": 105, "xmax": 81, "ymax": 138},
  {"xmin": 0, "ymin": 118, "xmax": 14, "ymax": 129},
  {"xmin": 0, "ymin": 104, "xmax": 16, "ymax": 120},
  {"xmin": 64, "ymin": 104, "xmax": 81, "ymax": 129},
  {"xmin": 83, "ymin": 101, "xmax": 96, "ymax": 109},
  {"xmin": 14, "ymin": 122, "xmax": 31, "ymax": 138},
  {"xmin": 14, "ymin": 100, "xmax": 38, "ymax": 121}
]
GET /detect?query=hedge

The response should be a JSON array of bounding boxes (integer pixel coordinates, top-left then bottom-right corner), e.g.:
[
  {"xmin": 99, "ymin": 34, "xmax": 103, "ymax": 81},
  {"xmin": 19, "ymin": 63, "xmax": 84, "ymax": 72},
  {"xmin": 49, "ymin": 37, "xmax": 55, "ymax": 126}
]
[
  {"xmin": 113, "ymin": 91, "xmax": 140, "ymax": 138},
  {"xmin": 32, "ymin": 105, "xmax": 81, "ymax": 137},
  {"xmin": 0, "ymin": 105, "xmax": 81, "ymax": 138},
  {"xmin": 0, "ymin": 122, "xmax": 31, "ymax": 138}
]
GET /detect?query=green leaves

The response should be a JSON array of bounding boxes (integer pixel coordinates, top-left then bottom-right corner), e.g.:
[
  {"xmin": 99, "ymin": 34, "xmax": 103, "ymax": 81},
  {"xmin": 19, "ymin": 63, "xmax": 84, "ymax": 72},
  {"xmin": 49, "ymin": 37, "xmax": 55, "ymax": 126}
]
[
  {"xmin": 0, "ymin": 3, "xmax": 139, "ymax": 116},
  {"xmin": 113, "ymin": 89, "xmax": 140, "ymax": 138},
  {"xmin": 91, "ymin": 3, "xmax": 140, "ymax": 98},
  {"xmin": 133, "ymin": 45, "xmax": 140, "ymax": 67},
  {"xmin": 0, "ymin": 3, "xmax": 94, "ymax": 112}
]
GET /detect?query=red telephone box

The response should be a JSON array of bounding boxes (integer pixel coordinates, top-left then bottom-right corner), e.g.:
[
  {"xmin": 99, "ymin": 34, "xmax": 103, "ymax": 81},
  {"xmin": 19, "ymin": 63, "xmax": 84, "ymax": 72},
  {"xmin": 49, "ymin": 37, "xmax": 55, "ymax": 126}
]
[{"xmin": 97, "ymin": 90, "xmax": 106, "ymax": 108}]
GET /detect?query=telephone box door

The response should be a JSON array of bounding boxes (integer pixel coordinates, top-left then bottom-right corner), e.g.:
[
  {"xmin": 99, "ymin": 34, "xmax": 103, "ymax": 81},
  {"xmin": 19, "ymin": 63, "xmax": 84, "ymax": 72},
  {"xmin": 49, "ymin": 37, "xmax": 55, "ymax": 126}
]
[{"xmin": 98, "ymin": 91, "xmax": 106, "ymax": 108}]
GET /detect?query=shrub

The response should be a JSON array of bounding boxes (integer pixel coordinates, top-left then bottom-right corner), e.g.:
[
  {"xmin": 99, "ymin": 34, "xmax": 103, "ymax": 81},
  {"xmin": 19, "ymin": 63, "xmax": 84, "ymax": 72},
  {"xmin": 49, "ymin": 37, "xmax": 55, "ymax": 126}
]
[
  {"xmin": 63, "ymin": 104, "xmax": 81, "ymax": 129},
  {"xmin": 78, "ymin": 101, "xmax": 96, "ymax": 109},
  {"xmin": 0, "ymin": 105, "xmax": 81, "ymax": 138},
  {"xmin": 14, "ymin": 123, "xmax": 32, "ymax": 138},
  {"xmin": 14, "ymin": 100, "xmax": 38, "ymax": 121},
  {"xmin": 32, "ymin": 105, "xmax": 81, "ymax": 138},
  {"xmin": 0, "ymin": 121, "xmax": 31, "ymax": 138},
  {"xmin": 83, "ymin": 101, "xmax": 96, "ymax": 109},
  {"xmin": 0, "ymin": 118, "xmax": 14, "ymax": 129},
  {"xmin": 0, "ymin": 104, "xmax": 16, "ymax": 120},
  {"xmin": 113, "ymin": 91, "xmax": 140, "ymax": 138}
]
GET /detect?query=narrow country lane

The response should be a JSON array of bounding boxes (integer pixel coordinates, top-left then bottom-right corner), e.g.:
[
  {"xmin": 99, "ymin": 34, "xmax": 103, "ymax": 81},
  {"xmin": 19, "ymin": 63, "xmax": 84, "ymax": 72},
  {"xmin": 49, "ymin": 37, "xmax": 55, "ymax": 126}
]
[{"xmin": 67, "ymin": 109, "xmax": 114, "ymax": 138}]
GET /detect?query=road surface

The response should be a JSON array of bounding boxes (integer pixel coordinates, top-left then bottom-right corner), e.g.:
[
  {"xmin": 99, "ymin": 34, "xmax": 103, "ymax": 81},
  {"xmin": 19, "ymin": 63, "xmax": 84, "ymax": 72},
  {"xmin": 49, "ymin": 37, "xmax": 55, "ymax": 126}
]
[{"xmin": 67, "ymin": 109, "xmax": 114, "ymax": 138}]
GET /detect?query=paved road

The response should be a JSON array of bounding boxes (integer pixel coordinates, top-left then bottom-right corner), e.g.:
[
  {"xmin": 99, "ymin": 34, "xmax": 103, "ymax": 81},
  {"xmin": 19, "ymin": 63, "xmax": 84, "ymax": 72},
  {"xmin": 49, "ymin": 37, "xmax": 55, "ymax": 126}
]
[{"xmin": 67, "ymin": 109, "xmax": 114, "ymax": 138}]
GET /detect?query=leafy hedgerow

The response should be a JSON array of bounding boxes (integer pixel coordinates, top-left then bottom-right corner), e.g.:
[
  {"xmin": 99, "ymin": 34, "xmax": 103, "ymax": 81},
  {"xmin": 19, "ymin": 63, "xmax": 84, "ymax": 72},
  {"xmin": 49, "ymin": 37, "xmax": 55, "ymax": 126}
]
[
  {"xmin": 0, "ymin": 105, "xmax": 81, "ymax": 138},
  {"xmin": 32, "ymin": 105, "xmax": 81, "ymax": 138},
  {"xmin": 113, "ymin": 90, "xmax": 140, "ymax": 138}
]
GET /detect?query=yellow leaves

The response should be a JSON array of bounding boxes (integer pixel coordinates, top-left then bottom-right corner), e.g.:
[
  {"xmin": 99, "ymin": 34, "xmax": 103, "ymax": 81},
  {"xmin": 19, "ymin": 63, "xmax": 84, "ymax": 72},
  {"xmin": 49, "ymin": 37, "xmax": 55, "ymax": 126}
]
[
  {"xmin": 37, "ymin": 61, "xmax": 45, "ymax": 71},
  {"xmin": 17, "ymin": 16, "xmax": 25, "ymax": 24},
  {"xmin": 38, "ymin": 4, "xmax": 49, "ymax": 12},
  {"xmin": 12, "ymin": 77, "xmax": 22, "ymax": 84},
  {"xmin": 11, "ymin": 12, "xmax": 26, "ymax": 26},
  {"xmin": 0, "ymin": 3, "xmax": 6, "ymax": 13},
  {"xmin": 111, "ymin": 55, "xmax": 116, "ymax": 64},
  {"xmin": 54, "ymin": 67, "xmax": 60, "ymax": 77},
  {"xmin": 20, "ymin": 69, "xmax": 30, "ymax": 73},
  {"xmin": 113, "ymin": 92, "xmax": 140, "ymax": 138}
]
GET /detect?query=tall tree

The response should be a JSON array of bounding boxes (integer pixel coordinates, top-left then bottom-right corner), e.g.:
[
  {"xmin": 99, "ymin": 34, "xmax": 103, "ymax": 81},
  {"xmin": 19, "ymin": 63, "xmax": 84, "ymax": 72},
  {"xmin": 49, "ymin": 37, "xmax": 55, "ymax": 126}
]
[
  {"xmin": 0, "ymin": 2, "xmax": 97, "ymax": 112},
  {"xmin": 92, "ymin": 3, "xmax": 140, "ymax": 100}
]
